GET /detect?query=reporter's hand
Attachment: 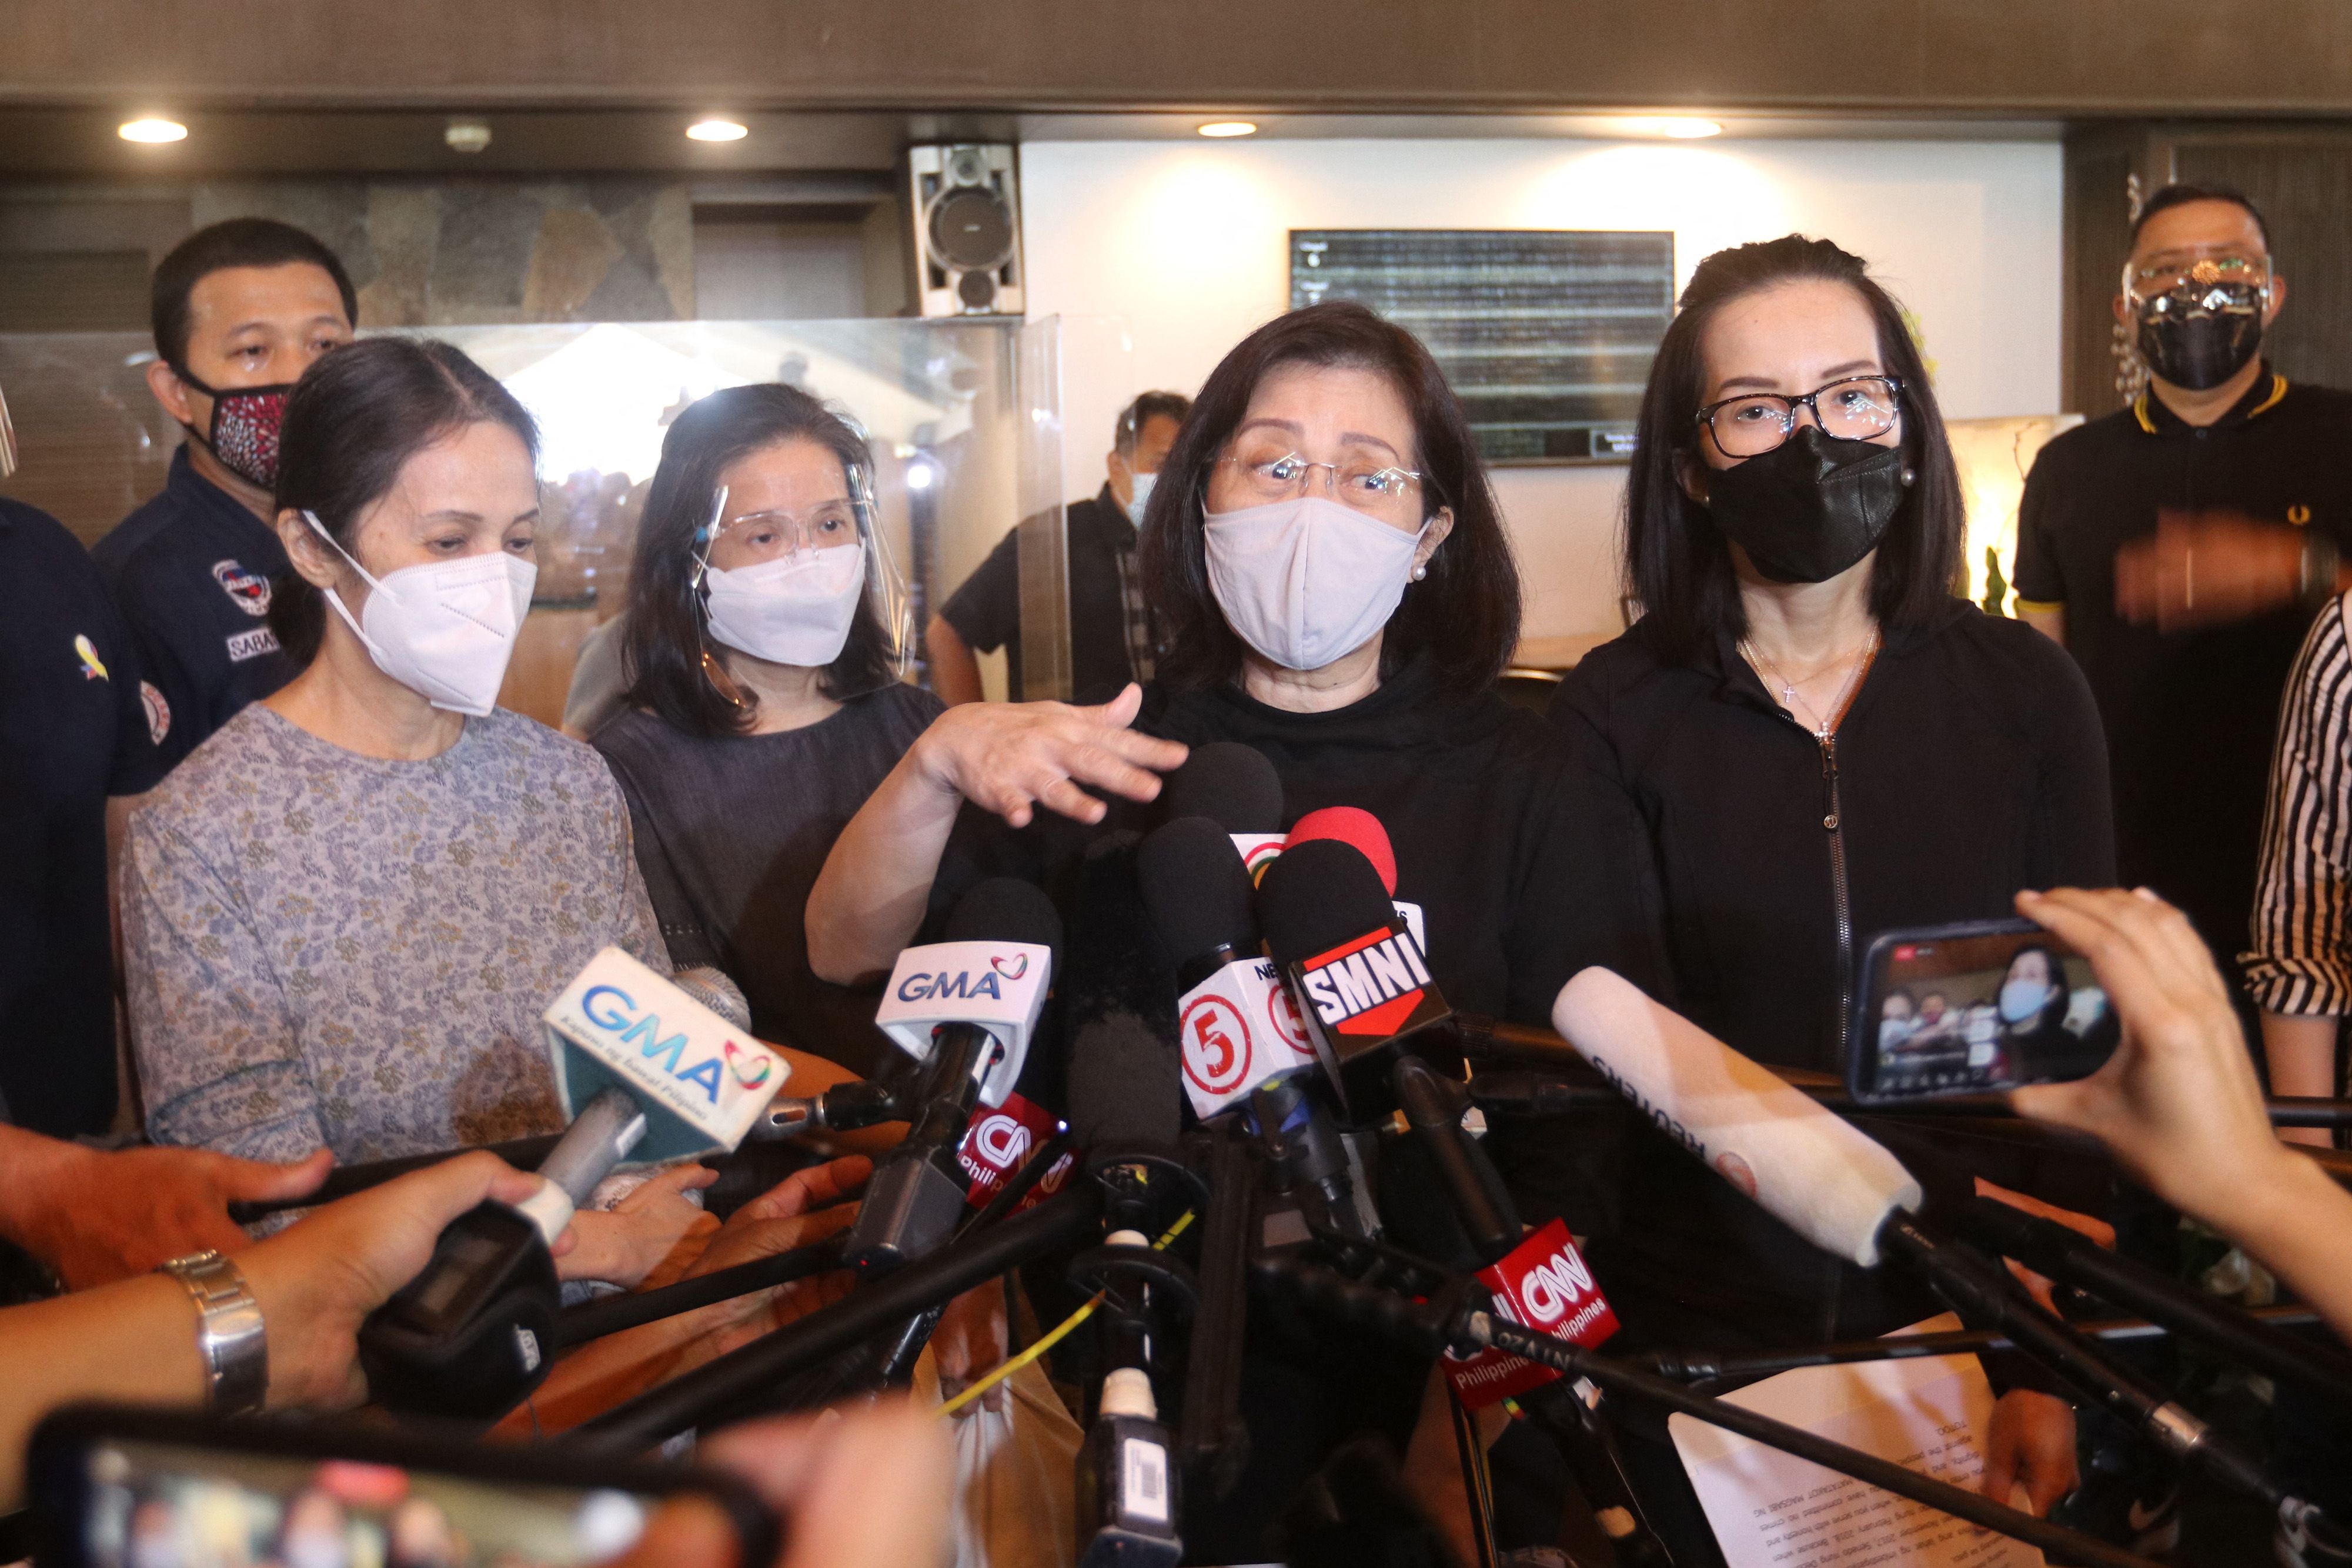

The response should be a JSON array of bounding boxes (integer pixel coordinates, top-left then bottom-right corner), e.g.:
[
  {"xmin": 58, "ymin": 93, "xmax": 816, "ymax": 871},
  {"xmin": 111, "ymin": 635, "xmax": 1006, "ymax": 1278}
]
[
  {"xmin": 1, "ymin": 1132, "xmax": 333, "ymax": 1290},
  {"xmin": 681, "ymin": 1156, "xmax": 873, "ymax": 1358},
  {"xmin": 2113, "ymin": 509, "xmax": 2305, "ymax": 631},
  {"xmin": 236, "ymin": 1151, "xmax": 552, "ymax": 1410},
  {"xmin": 611, "ymin": 1403, "xmax": 952, "ymax": 1568},
  {"xmin": 907, "ymin": 684, "xmax": 1187, "ymax": 828},
  {"xmin": 559, "ymin": 1162, "xmax": 721, "ymax": 1288},
  {"xmin": 2008, "ymin": 887, "xmax": 2293, "ymax": 1226},
  {"xmin": 1981, "ymin": 1388, "xmax": 2079, "ymax": 1516}
]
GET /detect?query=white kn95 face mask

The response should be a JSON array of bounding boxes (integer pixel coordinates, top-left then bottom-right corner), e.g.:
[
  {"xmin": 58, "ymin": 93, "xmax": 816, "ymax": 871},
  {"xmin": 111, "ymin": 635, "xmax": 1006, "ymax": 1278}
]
[
  {"xmin": 306, "ymin": 511, "xmax": 535, "ymax": 717},
  {"xmin": 701, "ymin": 540, "xmax": 867, "ymax": 669}
]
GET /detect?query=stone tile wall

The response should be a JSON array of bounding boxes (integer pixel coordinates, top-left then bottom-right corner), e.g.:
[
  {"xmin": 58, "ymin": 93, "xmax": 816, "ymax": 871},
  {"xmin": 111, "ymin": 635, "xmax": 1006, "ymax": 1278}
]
[{"xmin": 191, "ymin": 177, "xmax": 694, "ymax": 325}]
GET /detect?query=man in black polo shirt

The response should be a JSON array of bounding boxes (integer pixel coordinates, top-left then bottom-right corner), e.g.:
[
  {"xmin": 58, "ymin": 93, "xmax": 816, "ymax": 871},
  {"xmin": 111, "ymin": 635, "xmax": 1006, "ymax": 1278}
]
[
  {"xmin": 927, "ymin": 390, "xmax": 1190, "ymax": 704},
  {"xmin": 2014, "ymin": 183, "xmax": 2352, "ymax": 1024},
  {"xmin": 93, "ymin": 219, "xmax": 356, "ymax": 766},
  {"xmin": 0, "ymin": 390, "xmax": 170, "ymax": 1136}
]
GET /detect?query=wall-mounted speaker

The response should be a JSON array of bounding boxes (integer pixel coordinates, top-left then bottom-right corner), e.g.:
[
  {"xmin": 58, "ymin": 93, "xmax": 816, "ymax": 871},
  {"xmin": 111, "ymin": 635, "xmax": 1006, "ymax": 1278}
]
[{"xmin": 905, "ymin": 144, "xmax": 1024, "ymax": 318}]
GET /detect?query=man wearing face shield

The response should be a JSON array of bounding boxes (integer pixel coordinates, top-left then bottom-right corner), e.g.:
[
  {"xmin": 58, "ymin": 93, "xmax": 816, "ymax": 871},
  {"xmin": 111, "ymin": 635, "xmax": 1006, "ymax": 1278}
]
[
  {"xmin": 927, "ymin": 390, "xmax": 1191, "ymax": 705},
  {"xmin": 92, "ymin": 219, "xmax": 358, "ymax": 771},
  {"xmin": 2013, "ymin": 183, "xmax": 2352, "ymax": 1038}
]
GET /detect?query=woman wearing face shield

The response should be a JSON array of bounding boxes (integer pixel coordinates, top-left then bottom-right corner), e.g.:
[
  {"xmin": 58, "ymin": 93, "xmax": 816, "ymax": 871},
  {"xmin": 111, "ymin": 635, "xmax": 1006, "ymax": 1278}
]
[
  {"xmin": 119, "ymin": 337, "xmax": 673, "ymax": 1171},
  {"xmin": 588, "ymin": 385, "xmax": 942, "ymax": 1086},
  {"xmin": 1551, "ymin": 237, "xmax": 2116, "ymax": 1543}
]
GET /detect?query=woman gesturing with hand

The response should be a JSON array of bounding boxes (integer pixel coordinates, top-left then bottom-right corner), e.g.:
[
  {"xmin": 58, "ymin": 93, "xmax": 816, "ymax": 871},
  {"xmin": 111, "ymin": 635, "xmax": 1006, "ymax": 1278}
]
[{"xmin": 807, "ymin": 682, "xmax": 1184, "ymax": 984}]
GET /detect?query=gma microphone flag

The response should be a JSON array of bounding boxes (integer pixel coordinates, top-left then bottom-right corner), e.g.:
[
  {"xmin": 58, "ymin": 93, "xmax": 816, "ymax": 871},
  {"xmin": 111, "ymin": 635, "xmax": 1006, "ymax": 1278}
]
[
  {"xmin": 873, "ymin": 938, "xmax": 1054, "ymax": 1108},
  {"xmin": 543, "ymin": 947, "xmax": 790, "ymax": 1164}
]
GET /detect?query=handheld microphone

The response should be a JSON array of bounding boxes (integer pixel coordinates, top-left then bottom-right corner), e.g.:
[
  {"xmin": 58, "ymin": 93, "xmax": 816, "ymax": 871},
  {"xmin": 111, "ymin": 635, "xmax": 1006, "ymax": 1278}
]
[
  {"xmin": 1160, "ymin": 740, "xmax": 1283, "ymax": 832},
  {"xmin": 1258, "ymin": 838, "xmax": 1451, "ymax": 1120},
  {"xmin": 360, "ymin": 952, "xmax": 790, "ymax": 1421},
  {"xmin": 673, "ymin": 965, "xmax": 752, "ymax": 1031},
  {"xmin": 1138, "ymin": 816, "xmax": 1318, "ymax": 1120},
  {"xmin": 1063, "ymin": 830, "xmax": 1185, "ymax": 1158},
  {"xmin": 846, "ymin": 878, "xmax": 1063, "ymax": 1273},
  {"xmin": 1551, "ymin": 966, "xmax": 1919, "ymax": 1267},
  {"xmin": 1158, "ymin": 739, "xmax": 1287, "ymax": 876},
  {"xmin": 1555, "ymin": 970, "xmax": 2318, "ymax": 1518}
]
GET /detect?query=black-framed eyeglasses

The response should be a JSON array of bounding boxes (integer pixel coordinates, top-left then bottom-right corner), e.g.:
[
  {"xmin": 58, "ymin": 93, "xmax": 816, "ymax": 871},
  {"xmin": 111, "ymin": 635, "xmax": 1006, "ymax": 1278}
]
[{"xmin": 1696, "ymin": 375, "xmax": 1905, "ymax": 459}]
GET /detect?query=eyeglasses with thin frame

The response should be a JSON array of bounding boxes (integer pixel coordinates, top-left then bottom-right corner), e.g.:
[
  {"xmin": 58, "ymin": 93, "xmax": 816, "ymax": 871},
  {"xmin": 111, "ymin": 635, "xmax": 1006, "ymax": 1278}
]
[
  {"xmin": 1696, "ymin": 375, "xmax": 1905, "ymax": 459},
  {"xmin": 1212, "ymin": 446, "xmax": 1435, "ymax": 523}
]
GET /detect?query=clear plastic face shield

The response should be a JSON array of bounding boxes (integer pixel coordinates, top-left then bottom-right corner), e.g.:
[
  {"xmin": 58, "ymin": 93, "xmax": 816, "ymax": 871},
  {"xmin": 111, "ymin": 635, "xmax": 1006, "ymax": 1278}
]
[
  {"xmin": 2122, "ymin": 248, "xmax": 2274, "ymax": 392},
  {"xmin": 690, "ymin": 429, "xmax": 913, "ymax": 701}
]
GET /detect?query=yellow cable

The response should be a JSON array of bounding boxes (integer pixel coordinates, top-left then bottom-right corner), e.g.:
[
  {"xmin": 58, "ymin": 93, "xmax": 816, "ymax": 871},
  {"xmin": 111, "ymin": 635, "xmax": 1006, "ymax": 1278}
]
[{"xmin": 934, "ymin": 1209, "xmax": 1196, "ymax": 1419}]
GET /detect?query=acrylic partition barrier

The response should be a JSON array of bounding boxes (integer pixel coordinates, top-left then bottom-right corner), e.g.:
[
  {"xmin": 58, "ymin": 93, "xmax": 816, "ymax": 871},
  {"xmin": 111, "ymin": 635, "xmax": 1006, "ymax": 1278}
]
[{"xmin": 0, "ymin": 316, "xmax": 1121, "ymax": 724}]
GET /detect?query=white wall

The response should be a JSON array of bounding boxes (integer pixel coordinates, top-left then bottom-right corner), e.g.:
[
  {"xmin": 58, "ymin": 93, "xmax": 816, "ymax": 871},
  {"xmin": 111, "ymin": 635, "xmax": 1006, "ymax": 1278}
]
[{"xmin": 1017, "ymin": 136, "xmax": 2064, "ymax": 643}]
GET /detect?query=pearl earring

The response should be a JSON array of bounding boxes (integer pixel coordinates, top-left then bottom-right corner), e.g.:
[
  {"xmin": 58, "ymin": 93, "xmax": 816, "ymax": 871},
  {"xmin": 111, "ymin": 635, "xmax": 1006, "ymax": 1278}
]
[{"xmin": 1411, "ymin": 563, "xmax": 1428, "ymax": 582}]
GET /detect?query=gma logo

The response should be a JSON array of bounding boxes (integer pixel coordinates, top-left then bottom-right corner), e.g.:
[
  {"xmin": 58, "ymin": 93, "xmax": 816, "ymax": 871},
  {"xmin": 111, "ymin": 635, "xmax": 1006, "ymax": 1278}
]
[{"xmin": 580, "ymin": 984, "xmax": 767, "ymax": 1105}]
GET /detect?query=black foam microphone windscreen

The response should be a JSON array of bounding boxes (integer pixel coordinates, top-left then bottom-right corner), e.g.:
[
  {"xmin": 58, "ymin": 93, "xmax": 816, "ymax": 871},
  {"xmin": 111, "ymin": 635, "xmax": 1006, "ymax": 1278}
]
[
  {"xmin": 1063, "ymin": 833, "xmax": 1185, "ymax": 1154},
  {"xmin": 1257, "ymin": 838, "xmax": 1398, "ymax": 975},
  {"xmin": 1158, "ymin": 740, "xmax": 1285, "ymax": 833},
  {"xmin": 945, "ymin": 875, "xmax": 1065, "ymax": 963},
  {"xmin": 1137, "ymin": 815, "xmax": 1259, "ymax": 975}
]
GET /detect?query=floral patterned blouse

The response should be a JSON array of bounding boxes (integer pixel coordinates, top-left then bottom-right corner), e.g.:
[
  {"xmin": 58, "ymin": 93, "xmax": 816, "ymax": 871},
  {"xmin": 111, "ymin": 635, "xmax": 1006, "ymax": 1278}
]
[{"xmin": 123, "ymin": 703, "xmax": 667, "ymax": 1164}]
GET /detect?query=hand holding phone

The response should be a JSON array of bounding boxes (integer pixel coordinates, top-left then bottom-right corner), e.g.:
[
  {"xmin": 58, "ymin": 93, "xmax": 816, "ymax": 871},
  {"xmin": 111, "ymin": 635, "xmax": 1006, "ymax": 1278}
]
[
  {"xmin": 1848, "ymin": 918, "xmax": 2121, "ymax": 1103},
  {"xmin": 29, "ymin": 1406, "xmax": 777, "ymax": 1568}
]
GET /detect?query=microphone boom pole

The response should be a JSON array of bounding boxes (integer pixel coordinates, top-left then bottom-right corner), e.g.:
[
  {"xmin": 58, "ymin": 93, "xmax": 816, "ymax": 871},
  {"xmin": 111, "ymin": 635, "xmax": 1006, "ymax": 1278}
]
[{"xmin": 572, "ymin": 1182, "xmax": 1104, "ymax": 1449}]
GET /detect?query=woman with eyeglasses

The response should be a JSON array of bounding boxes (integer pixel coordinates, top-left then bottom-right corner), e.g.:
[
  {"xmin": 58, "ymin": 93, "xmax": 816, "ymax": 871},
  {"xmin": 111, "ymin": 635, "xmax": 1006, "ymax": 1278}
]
[
  {"xmin": 807, "ymin": 301, "xmax": 1657, "ymax": 1560},
  {"xmin": 591, "ymin": 384, "xmax": 950, "ymax": 1088},
  {"xmin": 1552, "ymin": 236, "xmax": 2114, "ymax": 1545}
]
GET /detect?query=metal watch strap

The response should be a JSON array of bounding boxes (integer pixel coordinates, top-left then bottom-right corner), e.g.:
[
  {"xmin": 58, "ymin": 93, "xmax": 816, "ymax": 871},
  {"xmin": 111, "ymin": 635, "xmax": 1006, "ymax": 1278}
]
[{"xmin": 158, "ymin": 1249, "xmax": 268, "ymax": 1416}]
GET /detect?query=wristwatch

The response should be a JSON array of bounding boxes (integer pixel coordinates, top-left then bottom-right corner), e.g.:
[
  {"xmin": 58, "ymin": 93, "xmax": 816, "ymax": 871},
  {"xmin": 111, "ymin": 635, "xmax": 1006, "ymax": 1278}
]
[{"xmin": 157, "ymin": 1250, "xmax": 268, "ymax": 1416}]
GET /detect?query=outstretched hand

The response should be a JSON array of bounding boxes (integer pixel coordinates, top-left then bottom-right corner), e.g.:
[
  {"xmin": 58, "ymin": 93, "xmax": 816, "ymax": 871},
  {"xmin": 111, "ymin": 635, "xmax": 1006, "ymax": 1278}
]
[
  {"xmin": 0, "ymin": 1133, "xmax": 334, "ymax": 1290},
  {"xmin": 909, "ymin": 683, "xmax": 1188, "ymax": 828}
]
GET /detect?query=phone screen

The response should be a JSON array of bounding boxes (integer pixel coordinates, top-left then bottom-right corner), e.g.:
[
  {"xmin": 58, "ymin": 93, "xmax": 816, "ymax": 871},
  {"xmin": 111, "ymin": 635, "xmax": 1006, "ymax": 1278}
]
[
  {"xmin": 66, "ymin": 1438, "xmax": 656, "ymax": 1568},
  {"xmin": 1857, "ymin": 924, "xmax": 2118, "ymax": 1100}
]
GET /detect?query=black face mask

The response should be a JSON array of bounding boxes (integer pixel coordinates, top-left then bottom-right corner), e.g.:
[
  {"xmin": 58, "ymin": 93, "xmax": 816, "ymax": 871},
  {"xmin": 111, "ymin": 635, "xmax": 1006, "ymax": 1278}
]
[
  {"xmin": 2134, "ymin": 285, "xmax": 2264, "ymax": 392},
  {"xmin": 1703, "ymin": 424, "xmax": 1912, "ymax": 585}
]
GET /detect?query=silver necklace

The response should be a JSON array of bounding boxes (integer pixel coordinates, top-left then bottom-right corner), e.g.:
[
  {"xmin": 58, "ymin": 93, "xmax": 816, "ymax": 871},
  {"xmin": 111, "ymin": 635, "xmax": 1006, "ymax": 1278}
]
[{"xmin": 1742, "ymin": 627, "xmax": 1879, "ymax": 739}]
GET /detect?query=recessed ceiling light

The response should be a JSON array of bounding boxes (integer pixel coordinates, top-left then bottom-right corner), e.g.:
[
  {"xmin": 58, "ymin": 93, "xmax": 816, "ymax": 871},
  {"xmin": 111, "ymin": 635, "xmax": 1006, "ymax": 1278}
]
[
  {"xmin": 1612, "ymin": 116, "xmax": 1723, "ymax": 139},
  {"xmin": 118, "ymin": 118, "xmax": 188, "ymax": 145},
  {"xmin": 687, "ymin": 118, "xmax": 749, "ymax": 142},
  {"xmin": 1197, "ymin": 121, "xmax": 1258, "ymax": 139},
  {"xmin": 444, "ymin": 119, "xmax": 492, "ymax": 155}
]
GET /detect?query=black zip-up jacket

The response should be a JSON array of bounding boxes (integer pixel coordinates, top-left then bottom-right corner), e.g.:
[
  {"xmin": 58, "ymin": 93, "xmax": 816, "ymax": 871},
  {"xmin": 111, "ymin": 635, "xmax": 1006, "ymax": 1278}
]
[
  {"xmin": 1553, "ymin": 596, "xmax": 2114, "ymax": 1077},
  {"xmin": 1551, "ymin": 597, "xmax": 2117, "ymax": 1346}
]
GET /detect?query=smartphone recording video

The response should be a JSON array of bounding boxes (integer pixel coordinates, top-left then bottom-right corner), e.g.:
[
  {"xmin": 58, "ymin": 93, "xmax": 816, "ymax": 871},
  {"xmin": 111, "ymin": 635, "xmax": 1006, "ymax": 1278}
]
[
  {"xmin": 28, "ymin": 1407, "xmax": 774, "ymax": 1568},
  {"xmin": 1849, "ymin": 919, "xmax": 2119, "ymax": 1102}
]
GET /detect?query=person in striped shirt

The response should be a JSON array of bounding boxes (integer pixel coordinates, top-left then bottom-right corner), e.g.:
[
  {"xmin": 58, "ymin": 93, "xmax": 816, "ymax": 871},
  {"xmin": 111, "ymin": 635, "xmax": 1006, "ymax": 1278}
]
[{"xmin": 2247, "ymin": 590, "xmax": 2352, "ymax": 1145}]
